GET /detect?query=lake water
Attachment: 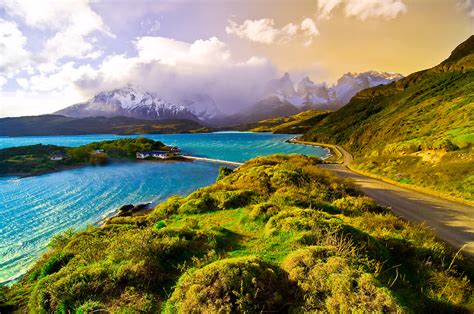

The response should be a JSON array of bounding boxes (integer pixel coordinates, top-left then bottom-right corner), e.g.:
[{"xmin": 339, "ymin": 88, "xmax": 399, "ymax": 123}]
[{"xmin": 0, "ymin": 132, "xmax": 328, "ymax": 284}]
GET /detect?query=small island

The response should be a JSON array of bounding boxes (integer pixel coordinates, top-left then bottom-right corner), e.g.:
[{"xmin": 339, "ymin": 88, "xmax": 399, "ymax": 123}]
[{"xmin": 0, "ymin": 138, "xmax": 184, "ymax": 177}]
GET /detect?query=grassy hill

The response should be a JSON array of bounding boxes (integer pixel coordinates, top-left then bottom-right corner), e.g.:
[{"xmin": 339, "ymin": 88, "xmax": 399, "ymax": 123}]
[
  {"xmin": 1, "ymin": 155, "xmax": 472, "ymax": 312},
  {"xmin": 0, "ymin": 115, "xmax": 209, "ymax": 136},
  {"xmin": 302, "ymin": 36, "xmax": 474, "ymax": 201},
  {"xmin": 229, "ymin": 110, "xmax": 330, "ymax": 134}
]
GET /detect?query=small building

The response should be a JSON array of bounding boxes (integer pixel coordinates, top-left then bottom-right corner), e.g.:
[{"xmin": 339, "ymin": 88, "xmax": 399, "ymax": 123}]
[
  {"xmin": 152, "ymin": 151, "xmax": 170, "ymax": 159},
  {"xmin": 92, "ymin": 149, "xmax": 105, "ymax": 154},
  {"xmin": 50, "ymin": 153, "xmax": 67, "ymax": 161},
  {"xmin": 136, "ymin": 151, "xmax": 150, "ymax": 159},
  {"xmin": 136, "ymin": 150, "xmax": 179, "ymax": 160}
]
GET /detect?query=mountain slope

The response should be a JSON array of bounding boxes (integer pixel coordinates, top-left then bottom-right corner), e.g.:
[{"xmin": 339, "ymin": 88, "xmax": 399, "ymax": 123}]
[
  {"xmin": 0, "ymin": 115, "xmax": 208, "ymax": 136},
  {"xmin": 55, "ymin": 86, "xmax": 214, "ymax": 122},
  {"xmin": 228, "ymin": 110, "xmax": 330, "ymax": 134},
  {"xmin": 238, "ymin": 96, "xmax": 300, "ymax": 123},
  {"xmin": 302, "ymin": 35, "xmax": 474, "ymax": 200}
]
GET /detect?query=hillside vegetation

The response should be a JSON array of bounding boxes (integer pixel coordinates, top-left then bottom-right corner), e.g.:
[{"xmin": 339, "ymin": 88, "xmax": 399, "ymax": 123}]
[
  {"xmin": 2, "ymin": 155, "xmax": 472, "ymax": 313},
  {"xmin": 0, "ymin": 115, "xmax": 209, "ymax": 137},
  {"xmin": 0, "ymin": 138, "xmax": 170, "ymax": 176},
  {"xmin": 302, "ymin": 36, "xmax": 474, "ymax": 201},
  {"xmin": 230, "ymin": 110, "xmax": 330, "ymax": 134}
]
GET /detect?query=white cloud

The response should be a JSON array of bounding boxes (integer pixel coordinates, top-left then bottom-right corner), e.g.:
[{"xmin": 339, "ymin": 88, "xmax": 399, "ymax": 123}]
[
  {"xmin": 2, "ymin": 0, "xmax": 112, "ymax": 62},
  {"xmin": 135, "ymin": 36, "xmax": 230, "ymax": 66},
  {"xmin": 0, "ymin": 18, "xmax": 30, "ymax": 76},
  {"xmin": 0, "ymin": 76, "xmax": 8, "ymax": 89},
  {"xmin": 301, "ymin": 18, "xmax": 319, "ymax": 47},
  {"xmin": 458, "ymin": 0, "xmax": 474, "ymax": 19},
  {"xmin": 317, "ymin": 0, "xmax": 407, "ymax": 20},
  {"xmin": 226, "ymin": 18, "xmax": 319, "ymax": 46},
  {"xmin": 9, "ymin": 36, "xmax": 276, "ymax": 116}
]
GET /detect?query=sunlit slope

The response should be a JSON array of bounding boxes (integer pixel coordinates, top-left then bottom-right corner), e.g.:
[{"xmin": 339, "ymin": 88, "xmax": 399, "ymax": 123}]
[{"xmin": 302, "ymin": 36, "xmax": 474, "ymax": 200}]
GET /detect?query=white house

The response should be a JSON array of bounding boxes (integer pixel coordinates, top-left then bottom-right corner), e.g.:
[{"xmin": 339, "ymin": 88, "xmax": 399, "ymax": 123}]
[
  {"xmin": 152, "ymin": 151, "xmax": 169, "ymax": 159},
  {"xmin": 136, "ymin": 152, "xmax": 150, "ymax": 159},
  {"xmin": 50, "ymin": 153, "xmax": 66, "ymax": 161}
]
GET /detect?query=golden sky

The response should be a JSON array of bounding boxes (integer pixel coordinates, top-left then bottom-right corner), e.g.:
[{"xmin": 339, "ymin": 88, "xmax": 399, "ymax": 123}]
[{"xmin": 224, "ymin": 0, "xmax": 473, "ymax": 82}]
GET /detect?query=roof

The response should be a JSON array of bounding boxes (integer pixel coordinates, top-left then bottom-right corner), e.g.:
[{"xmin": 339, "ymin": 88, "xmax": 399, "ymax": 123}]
[{"xmin": 137, "ymin": 150, "xmax": 168, "ymax": 154}]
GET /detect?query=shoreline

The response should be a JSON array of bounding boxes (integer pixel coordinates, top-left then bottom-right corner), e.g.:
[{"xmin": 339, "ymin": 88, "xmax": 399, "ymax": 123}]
[
  {"xmin": 0, "ymin": 157, "xmax": 192, "ymax": 179},
  {"xmin": 286, "ymin": 137, "xmax": 344, "ymax": 164}
]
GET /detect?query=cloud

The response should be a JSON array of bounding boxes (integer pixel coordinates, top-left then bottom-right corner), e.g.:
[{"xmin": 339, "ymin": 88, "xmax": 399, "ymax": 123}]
[
  {"xmin": 300, "ymin": 18, "xmax": 319, "ymax": 47},
  {"xmin": 0, "ymin": 76, "xmax": 7, "ymax": 89},
  {"xmin": 2, "ymin": 0, "xmax": 112, "ymax": 62},
  {"xmin": 11, "ymin": 36, "xmax": 277, "ymax": 115},
  {"xmin": 458, "ymin": 0, "xmax": 474, "ymax": 19},
  {"xmin": 226, "ymin": 18, "xmax": 319, "ymax": 46},
  {"xmin": 317, "ymin": 0, "xmax": 407, "ymax": 20},
  {"xmin": 140, "ymin": 19, "xmax": 161, "ymax": 36},
  {"xmin": 0, "ymin": 18, "xmax": 30, "ymax": 77}
]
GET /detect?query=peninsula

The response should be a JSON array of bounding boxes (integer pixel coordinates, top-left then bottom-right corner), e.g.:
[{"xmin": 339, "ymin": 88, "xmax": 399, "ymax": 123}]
[{"xmin": 0, "ymin": 138, "xmax": 183, "ymax": 177}]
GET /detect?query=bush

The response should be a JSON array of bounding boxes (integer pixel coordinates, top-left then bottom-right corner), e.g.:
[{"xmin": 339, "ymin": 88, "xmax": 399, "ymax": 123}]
[
  {"xmin": 332, "ymin": 196, "xmax": 387, "ymax": 216},
  {"xmin": 217, "ymin": 166, "xmax": 233, "ymax": 181},
  {"xmin": 283, "ymin": 246, "xmax": 402, "ymax": 312},
  {"xmin": 178, "ymin": 192, "xmax": 219, "ymax": 214},
  {"xmin": 148, "ymin": 195, "xmax": 183, "ymax": 222},
  {"xmin": 168, "ymin": 256, "xmax": 294, "ymax": 313}
]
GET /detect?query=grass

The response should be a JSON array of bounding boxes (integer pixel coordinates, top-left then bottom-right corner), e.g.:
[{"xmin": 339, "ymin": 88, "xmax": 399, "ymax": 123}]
[{"xmin": 2, "ymin": 154, "xmax": 472, "ymax": 313}]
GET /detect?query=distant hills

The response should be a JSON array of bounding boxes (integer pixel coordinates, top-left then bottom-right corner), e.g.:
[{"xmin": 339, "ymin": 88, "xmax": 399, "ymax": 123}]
[
  {"xmin": 302, "ymin": 35, "xmax": 474, "ymax": 200},
  {"xmin": 0, "ymin": 115, "xmax": 209, "ymax": 136}
]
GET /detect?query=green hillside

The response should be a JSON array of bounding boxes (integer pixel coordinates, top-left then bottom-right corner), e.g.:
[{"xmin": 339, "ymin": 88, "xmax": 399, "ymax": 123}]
[
  {"xmin": 302, "ymin": 36, "xmax": 474, "ymax": 201},
  {"xmin": 1, "ymin": 155, "xmax": 472, "ymax": 312},
  {"xmin": 227, "ymin": 110, "xmax": 330, "ymax": 134}
]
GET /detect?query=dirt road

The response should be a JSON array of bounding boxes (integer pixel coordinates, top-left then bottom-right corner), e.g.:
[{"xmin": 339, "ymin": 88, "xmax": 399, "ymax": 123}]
[{"xmin": 317, "ymin": 144, "xmax": 474, "ymax": 256}]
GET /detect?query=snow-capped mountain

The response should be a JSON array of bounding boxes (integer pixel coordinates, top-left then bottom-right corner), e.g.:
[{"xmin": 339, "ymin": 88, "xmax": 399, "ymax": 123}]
[
  {"xmin": 56, "ymin": 86, "xmax": 219, "ymax": 122},
  {"xmin": 262, "ymin": 71, "xmax": 403, "ymax": 111},
  {"xmin": 331, "ymin": 71, "xmax": 404, "ymax": 107},
  {"xmin": 296, "ymin": 78, "xmax": 332, "ymax": 108}
]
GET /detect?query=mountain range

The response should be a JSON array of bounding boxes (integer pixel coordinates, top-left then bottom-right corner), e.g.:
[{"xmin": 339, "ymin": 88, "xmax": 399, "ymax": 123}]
[{"xmin": 54, "ymin": 71, "xmax": 402, "ymax": 125}]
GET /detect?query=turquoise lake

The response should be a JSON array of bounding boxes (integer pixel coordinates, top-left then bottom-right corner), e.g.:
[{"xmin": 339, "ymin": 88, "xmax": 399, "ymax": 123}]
[{"xmin": 0, "ymin": 132, "xmax": 328, "ymax": 284}]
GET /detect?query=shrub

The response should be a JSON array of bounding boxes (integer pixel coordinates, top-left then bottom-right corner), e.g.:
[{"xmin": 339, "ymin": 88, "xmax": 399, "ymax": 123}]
[
  {"xmin": 154, "ymin": 220, "xmax": 167, "ymax": 230},
  {"xmin": 219, "ymin": 189, "xmax": 256, "ymax": 209},
  {"xmin": 332, "ymin": 196, "xmax": 387, "ymax": 216},
  {"xmin": 283, "ymin": 246, "xmax": 402, "ymax": 312},
  {"xmin": 148, "ymin": 195, "xmax": 183, "ymax": 222},
  {"xmin": 178, "ymin": 191, "xmax": 219, "ymax": 215},
  {"xmin": 217, "ymin": 166, "xmax": 233, "ymax": 181},
  {"xmin": 168, "ymin": 256, "xmax": 294, "ymax": 313}
]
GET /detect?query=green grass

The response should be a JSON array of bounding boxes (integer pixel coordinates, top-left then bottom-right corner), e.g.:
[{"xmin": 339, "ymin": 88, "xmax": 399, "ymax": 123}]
[{"xmin": 2, "ymin": 155, "xmax": 472, "ymax": 313}]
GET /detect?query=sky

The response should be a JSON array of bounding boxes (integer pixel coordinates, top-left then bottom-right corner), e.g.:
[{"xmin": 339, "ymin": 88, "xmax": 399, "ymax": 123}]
[{"xmin": 0, "ymin": 0, "xmax": 472, "ymax": 117}]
